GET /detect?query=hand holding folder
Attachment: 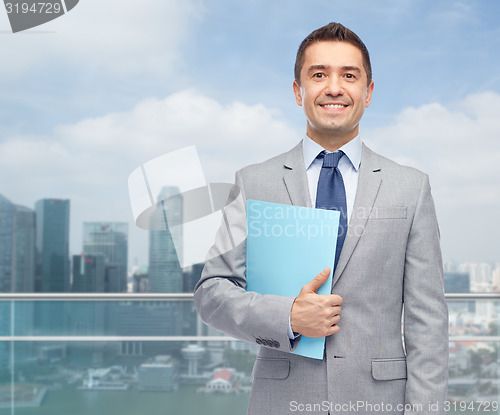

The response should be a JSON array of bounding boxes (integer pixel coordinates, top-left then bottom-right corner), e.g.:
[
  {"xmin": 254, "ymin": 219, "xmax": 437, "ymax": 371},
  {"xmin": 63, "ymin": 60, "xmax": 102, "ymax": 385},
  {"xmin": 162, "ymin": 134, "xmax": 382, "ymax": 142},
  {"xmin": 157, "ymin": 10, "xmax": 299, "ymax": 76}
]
[
  {"xmin": 246, "ymin": 200, "xmax": 340, "ymax": 359},
  {"xmin": 290, "ymin": 267, "xmax": 342, "ymax": 339}
]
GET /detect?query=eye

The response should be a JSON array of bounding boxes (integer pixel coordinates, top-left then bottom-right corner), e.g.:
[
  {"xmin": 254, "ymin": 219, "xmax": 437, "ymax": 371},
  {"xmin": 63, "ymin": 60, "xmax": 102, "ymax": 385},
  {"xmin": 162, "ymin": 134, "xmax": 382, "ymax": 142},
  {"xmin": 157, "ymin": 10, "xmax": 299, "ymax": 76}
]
[
  {"xmin": 344, "ymin": 73, "xmax": 356, "ymax": 80},
  {"xmin": 312, "ymin": 73, "xmax": 326, "ymax": 79}
]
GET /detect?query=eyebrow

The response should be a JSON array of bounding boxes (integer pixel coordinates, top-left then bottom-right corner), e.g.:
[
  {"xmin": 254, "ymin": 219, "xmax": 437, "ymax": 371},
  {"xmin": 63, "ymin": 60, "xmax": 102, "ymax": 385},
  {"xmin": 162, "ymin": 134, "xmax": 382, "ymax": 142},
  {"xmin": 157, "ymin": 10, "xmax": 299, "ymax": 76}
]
[
  {"xmin": 306, "ymin": 64, "xmax": 362, "ymax": 75},
  {"xmin": 341, "ymin": 66, "xmax": 362, "ymax": 74}
]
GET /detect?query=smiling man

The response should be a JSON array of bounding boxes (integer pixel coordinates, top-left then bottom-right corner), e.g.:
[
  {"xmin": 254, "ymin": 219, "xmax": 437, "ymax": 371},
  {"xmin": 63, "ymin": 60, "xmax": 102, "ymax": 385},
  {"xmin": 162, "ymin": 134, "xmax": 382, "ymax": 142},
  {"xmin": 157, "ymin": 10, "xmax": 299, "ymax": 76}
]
[
  {"xmin": 195, "ymin": 22, "xmax": 448, "ymax": 415},
  {"xmin": 293, "ymin": 40, "xmax": 373, "ymax": 149}
]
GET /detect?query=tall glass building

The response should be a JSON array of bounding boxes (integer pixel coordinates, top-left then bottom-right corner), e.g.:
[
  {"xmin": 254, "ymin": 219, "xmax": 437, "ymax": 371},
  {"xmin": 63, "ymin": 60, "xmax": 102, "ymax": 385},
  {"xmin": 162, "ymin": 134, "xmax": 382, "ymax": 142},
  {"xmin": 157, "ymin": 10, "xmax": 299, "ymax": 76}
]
[
  {"xmin": 0, "ymin": 194, "xmax": 16, "ymax": 293},
  {"xmin": 0, "ymin": 194, "xmax": 36, "ymax": 366},
  {"xmin": 148, "ymin": 186, "xmax": 183, "ymax": 293},
  {"xmin": 70, "ymin": 254, "xmax": 107, "ymax": 367},
  {"xmin": 0, "ymin": 194, "xmax": 35, "ymax": 291},
  {"xmin": 34, "ymin": 198, "xmax": 70, "ymax": 348},
  {"xmin": 82, "ymin": 222, "xmax": 128, "ymax": 293},
  {"xmin": 35, "ymin": 199, "xmax": 70, "ymax": 293},
  {"xmin": 13, "ymin": 205, "xmax": 36, "ymax": 292}
]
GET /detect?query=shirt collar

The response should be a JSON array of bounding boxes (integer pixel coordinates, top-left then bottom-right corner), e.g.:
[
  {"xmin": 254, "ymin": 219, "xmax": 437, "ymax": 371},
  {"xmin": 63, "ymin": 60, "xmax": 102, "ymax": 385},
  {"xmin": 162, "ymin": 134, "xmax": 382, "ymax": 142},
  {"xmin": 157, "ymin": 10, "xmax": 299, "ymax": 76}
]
[{"xmin": 302, "ymin": 135, "xmax": 362, "ymax": 171}]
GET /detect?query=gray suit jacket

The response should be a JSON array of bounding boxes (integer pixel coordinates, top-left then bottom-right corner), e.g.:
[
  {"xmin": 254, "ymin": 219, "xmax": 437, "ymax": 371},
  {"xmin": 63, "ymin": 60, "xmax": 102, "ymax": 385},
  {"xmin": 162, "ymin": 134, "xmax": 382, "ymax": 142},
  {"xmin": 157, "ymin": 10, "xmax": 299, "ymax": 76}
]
[{"xmin": 194, "ymin": 141, "xmax": 448, "ymax": 415}]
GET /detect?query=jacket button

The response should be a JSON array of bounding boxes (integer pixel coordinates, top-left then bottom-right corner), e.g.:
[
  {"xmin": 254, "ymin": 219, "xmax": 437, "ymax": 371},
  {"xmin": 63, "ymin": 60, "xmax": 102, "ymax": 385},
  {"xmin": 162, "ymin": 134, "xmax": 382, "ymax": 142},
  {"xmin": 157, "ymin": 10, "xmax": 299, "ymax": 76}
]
[
  {"xmin": 273, "ymin": 341, "xmax": 280, "ymax": 348},
  {"xmin": 261, "ymin": 339, "xmax": 269, "ymax": 347},
  {"xmin": 256, "ymin": 338, "xmax": 262, "ymax": 345}
]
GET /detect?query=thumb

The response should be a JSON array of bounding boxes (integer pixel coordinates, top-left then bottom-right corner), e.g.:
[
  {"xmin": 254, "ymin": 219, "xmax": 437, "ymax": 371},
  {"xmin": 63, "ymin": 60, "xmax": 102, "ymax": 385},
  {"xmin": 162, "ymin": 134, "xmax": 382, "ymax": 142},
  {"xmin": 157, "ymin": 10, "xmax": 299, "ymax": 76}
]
[{"xmin": 304, "ymin": 267, "xmax": 331, "ymax": 293}]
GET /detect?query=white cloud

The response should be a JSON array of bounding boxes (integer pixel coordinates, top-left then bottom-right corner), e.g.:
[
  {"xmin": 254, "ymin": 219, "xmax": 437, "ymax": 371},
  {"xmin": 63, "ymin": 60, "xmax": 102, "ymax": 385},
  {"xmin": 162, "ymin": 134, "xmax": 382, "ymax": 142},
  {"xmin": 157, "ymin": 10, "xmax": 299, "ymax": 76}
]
[
  {"xmin": 0, "ymin": 0, "xmax": 204, "ymax": 79},
  {"xmin": 53, "ymin": 88, "xmax": 299, "ymax": 181},
  {"xmin": 365, "ymin": 91, "xmax": 500, "ymax": 261}
]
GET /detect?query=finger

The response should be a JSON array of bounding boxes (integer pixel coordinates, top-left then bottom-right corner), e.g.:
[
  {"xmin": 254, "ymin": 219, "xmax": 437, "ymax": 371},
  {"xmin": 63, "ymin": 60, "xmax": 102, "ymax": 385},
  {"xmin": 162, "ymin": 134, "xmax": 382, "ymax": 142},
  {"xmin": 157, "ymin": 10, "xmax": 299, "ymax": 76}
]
[
  {"xmin": 330, "ymin": 305, "xmax": 342, "ymax": 316},
  {"xmin": 330, "ymin": 314, "xmax": 341, "ymax": 325},
  {"xmin": 328, "ymin": 294, "xmax": 343, "ymax": 306},
  {"xmin": 322, "ymin": 295, "xmax": 343, "ymax": 309},
  {"xmin": 327, "ymin": 324, "xmax": 340, "ymax": 336},
  {"xmin": 303, "ymin": 267, "xmax": 331, "ymax": 293}
]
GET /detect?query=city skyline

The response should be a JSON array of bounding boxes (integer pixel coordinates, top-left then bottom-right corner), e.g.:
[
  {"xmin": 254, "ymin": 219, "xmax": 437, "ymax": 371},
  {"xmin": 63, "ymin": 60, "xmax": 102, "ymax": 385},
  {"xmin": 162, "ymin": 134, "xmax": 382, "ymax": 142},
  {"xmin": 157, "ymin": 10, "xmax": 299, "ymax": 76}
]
[
  {"xmin": 1, "ymin": 191, "xmax": 500, "ymax": 283},
  {"xmin": 0, "ymin": 196, "xmax": 498, "ymax": 411}
]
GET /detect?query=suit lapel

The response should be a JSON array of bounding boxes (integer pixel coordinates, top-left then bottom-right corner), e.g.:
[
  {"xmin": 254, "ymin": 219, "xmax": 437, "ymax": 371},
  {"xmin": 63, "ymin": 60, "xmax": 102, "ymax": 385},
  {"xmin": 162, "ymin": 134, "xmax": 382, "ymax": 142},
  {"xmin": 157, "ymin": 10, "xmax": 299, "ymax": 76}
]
[
  {"xmin": 332, "ymin": 144, "xmax": 382, "ymax": 287},
  {"xmin": 282, "ymin": 141, "xmax": 312, "ymax": 208}
]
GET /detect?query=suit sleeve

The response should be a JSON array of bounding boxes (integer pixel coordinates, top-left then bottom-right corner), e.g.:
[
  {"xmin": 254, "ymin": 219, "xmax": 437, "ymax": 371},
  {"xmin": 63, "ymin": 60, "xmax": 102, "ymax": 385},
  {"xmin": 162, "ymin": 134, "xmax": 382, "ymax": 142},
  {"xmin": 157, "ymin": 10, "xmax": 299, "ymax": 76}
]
[
  {"xmin": 194, "ymin": 170, "xmax": 297, "ymax": 353},
  {"xmin": 403, "ymin": 174, "xmax": 449, "ymax": 414}
]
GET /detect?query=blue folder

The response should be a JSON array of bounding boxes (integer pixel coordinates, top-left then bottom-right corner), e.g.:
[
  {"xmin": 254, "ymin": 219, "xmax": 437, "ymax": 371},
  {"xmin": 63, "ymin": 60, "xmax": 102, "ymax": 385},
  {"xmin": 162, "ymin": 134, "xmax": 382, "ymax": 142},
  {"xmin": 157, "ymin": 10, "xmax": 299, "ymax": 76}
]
[{"xmin": 246, "ymin": 200, "xmax": 340, "ymax": 359}]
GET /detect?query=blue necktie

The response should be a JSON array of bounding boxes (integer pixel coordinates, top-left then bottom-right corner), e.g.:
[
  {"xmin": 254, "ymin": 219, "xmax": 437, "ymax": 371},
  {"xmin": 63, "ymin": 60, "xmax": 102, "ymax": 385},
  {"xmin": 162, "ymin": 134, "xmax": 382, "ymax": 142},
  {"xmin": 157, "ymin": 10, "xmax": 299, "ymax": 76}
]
[{"xmin": 315, "ymin": 151, "xmax": 348, "ymax": 272}]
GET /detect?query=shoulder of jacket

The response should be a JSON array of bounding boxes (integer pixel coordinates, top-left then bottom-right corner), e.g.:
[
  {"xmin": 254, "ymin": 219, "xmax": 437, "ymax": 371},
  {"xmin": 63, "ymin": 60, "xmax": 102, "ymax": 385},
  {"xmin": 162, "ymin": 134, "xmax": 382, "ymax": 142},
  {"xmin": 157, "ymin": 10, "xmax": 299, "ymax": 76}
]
[
  {"xmin": 364, "ymin": 144, "xmax": 428, "ymax": 180},
  {"xmin": 237, "ymin": 148, "xmax": 292, "ymax": 180}
]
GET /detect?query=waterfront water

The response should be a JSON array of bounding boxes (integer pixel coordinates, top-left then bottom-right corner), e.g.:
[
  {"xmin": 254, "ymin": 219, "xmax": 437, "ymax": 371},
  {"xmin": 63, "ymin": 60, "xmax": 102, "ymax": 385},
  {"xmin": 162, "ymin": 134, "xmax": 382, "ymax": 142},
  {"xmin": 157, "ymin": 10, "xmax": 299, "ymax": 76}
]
[
  {"xmin": 0, "ymin": 385, "xmax": 249, "ymax": 415},
  {"xmin": 0, "ymin": 384, "xmax": 497, "ymax": 415}
]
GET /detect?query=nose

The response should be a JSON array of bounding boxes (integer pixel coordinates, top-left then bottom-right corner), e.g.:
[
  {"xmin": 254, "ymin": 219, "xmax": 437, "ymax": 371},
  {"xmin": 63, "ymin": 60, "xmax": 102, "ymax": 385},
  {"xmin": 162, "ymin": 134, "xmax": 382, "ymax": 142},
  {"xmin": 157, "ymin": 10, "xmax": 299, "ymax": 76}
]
[{"xmin": 323, "ymin": 76, "xmax": 343, "ymax": 97}]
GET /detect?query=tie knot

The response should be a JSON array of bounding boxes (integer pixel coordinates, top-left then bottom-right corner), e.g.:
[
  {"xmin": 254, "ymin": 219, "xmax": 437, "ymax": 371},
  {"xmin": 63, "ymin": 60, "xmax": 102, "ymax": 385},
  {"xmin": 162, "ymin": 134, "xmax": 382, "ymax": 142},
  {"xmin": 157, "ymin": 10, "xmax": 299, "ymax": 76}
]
[{"xmin": 318, "ymin": 150, "xmax": 344, "ymax": 168}]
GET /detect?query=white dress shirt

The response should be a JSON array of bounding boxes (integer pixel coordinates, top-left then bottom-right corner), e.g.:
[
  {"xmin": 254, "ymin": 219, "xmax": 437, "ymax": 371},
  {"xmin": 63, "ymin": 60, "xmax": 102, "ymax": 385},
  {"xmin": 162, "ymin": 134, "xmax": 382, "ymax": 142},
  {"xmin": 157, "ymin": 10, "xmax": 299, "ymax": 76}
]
[{"xmin": 302, "ymin": 134, "xmax": 362, "ymax": 224}]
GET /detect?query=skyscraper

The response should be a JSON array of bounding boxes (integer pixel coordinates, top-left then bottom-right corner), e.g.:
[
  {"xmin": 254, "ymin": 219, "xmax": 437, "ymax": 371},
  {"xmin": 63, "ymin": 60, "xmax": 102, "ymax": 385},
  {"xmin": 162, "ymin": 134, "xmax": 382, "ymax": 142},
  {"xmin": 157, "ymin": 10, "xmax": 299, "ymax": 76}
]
[
  {"xmin": 0, "ymin": 194, "xmax": 16, "ymax": 293},
  {"xmin": 183, "ymin": 264, "xmax": 204, "ymax": 336},
  {"xmin": 70, "ymin": 254, "xmax": 107, "ymax": 367},
  {"xmin": 148, "ymin": 187, "xmax": 183, "ymax": 293},
  {"xmin": 83, "ymin": 222, "xmax": 128, "ymax": 292},
  {"xmin": 72, "ymin": 254, "xmax": 106, "ymax": 293},
  {"xmin": 35, "ymin": 199, "xmax": 70, "ymax": 293},
  {"xmin": 13, "ymin": 205, "xmax": 36, "ymax": 292},
  {"xmin": 35, "ymin": 198, "xmax": 70, "ymax": 339},
  {"xmin": 0, "ymin": 195, "xmax": 36, "ymax": 366},
  {"xmin": 11, "ymin": 205, "xmax": 36, "ymax": 364},
  {"xmin": 114, "ymin": 188, "xmax": 184, "ymax": 361}
]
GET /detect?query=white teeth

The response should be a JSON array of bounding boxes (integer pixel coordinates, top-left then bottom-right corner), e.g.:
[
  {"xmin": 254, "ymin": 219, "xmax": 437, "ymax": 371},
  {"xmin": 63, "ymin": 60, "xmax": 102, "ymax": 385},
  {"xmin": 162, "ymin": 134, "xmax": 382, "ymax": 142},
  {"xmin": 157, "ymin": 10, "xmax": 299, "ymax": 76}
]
[{"xmin": 323, "ymin": 104, "xmax": 346, "ymax": 108}]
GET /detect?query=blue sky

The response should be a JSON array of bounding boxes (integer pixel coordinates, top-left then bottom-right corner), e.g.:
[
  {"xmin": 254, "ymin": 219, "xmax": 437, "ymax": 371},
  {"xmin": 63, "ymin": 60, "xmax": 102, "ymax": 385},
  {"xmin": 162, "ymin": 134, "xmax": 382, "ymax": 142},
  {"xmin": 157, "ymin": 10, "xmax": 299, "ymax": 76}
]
[{"xmin": 0, "ymin": 0, "xmax": 499, "ymax": 266}]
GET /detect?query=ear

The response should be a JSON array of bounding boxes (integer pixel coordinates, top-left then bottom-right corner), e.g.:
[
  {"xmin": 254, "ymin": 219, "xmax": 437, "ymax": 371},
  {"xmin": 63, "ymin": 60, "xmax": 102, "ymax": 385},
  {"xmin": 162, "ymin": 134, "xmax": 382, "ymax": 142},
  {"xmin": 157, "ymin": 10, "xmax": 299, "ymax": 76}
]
[
  {"xmin": 293, "ymin": 80, "xmax": 303, "ymax": 106},
  {"xmin": 364, "ymin": 81, "xmax": 374, "ymax": 108}
]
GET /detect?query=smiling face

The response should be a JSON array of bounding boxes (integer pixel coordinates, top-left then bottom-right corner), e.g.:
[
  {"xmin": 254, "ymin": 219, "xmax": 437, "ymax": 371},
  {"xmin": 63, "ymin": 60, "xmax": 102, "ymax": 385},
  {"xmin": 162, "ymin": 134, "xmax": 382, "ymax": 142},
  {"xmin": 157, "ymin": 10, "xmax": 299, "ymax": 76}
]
[{"xmin": 293, "ymin": 41, "xmax": 374, "ymax": 150}]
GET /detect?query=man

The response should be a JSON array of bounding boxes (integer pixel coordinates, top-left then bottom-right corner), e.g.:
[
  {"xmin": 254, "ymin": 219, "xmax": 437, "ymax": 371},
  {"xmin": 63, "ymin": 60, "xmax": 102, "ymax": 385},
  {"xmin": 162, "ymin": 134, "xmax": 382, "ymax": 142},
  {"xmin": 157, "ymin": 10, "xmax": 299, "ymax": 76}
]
[{"xmin": 194, "ymin": 22, "xmax": 448, "ymax": 415}]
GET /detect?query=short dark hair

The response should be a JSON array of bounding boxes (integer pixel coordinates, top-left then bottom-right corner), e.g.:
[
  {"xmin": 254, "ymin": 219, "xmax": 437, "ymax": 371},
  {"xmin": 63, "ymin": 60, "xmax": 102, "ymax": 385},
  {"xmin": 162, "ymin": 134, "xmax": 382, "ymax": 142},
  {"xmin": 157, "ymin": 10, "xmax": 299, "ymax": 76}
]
[{"xmin": 294, "ymin": 22, "xmax": 372, "ymax": 86}]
